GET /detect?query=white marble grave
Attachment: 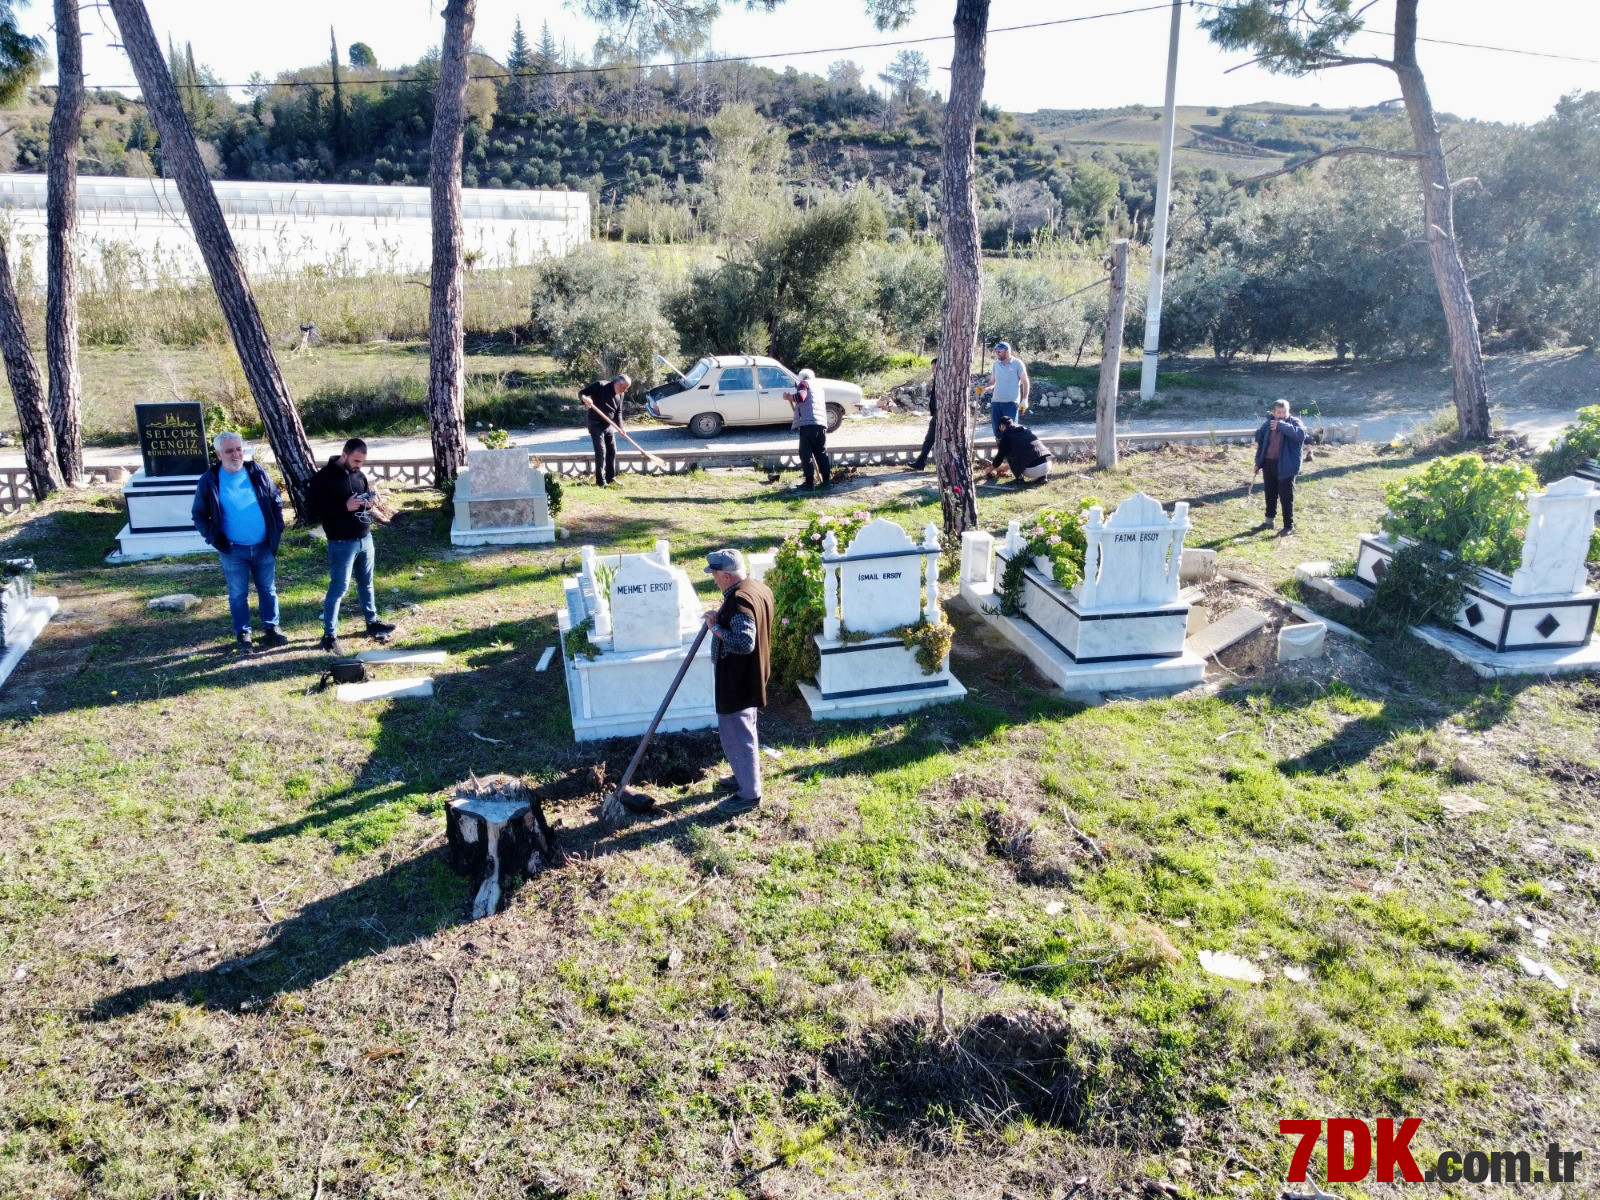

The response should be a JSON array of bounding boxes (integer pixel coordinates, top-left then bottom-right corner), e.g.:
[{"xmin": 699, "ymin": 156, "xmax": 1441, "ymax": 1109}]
[
  {"xmin": 558, "ymin": 539, "xmax": 716, "ymax": 740},
  {"xmin": 1338, "ymin": 474, "xmax": 1600, "ymax": 676},
  {"xmin": 0, "ymin": 558, "xmax": 59, "ymax": 692},
  {"xmin": 959, "ymin": 493, "xmax": 1205, "ymax": 694},
  {"xmin": 799, "ymin": 518, "xmax": 966, "ymax": 720},
  {"xmin": 450, "ymin": 447, "xmax": 556, "ymax": 546}
]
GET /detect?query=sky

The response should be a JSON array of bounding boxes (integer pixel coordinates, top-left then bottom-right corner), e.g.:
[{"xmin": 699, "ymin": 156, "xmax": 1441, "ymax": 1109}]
[{"xmin": 19, "ymin": 1, "xmax": 1600, "ymax": 127}]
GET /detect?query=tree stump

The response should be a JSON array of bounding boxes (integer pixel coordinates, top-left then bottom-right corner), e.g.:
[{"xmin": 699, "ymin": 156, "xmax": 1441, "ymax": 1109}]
[{"xmin": 445, "ymin": 774, "xmax": 558, "ymax": 920}]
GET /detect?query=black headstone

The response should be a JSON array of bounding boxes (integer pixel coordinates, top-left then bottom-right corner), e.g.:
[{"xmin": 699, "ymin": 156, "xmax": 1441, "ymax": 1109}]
[{"xmin": 135, "ymin": 402, "xmax": 210, "ymax": 477}]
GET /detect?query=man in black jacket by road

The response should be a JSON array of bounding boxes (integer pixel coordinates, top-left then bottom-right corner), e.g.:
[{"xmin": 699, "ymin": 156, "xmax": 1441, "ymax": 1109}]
[
  {"xmin": 310, "ymin": 438, "xmax": 396, "ymax": 654},
  {"xmin": 578, "ymin": 374, "xmax": 631, "ymax": 487},
  {"xmin": 992, "ymin": 415, "xmax": 1052, "ymax": 486}
]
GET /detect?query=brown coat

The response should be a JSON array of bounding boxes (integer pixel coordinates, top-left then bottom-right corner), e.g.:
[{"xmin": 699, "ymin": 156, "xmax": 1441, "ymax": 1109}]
[{"xmin": 714, "ymin": 577, "xmax": 773, "ymax": 714}]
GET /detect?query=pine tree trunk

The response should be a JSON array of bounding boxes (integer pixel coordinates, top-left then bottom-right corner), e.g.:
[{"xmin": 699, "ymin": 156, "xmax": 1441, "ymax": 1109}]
[
  {"xmin": 932, "ymin": 0, "xmax": 988, "ymax": 538},
  {"xmin": 427, "ymin": 0, "xmax": 476, "ymax": 486},
  {"xmin": 0, "ymin": 238, "xmax": 64, "ymax": 501},
  {"xmin": 1392, "ymin": 0, "xmax": 1491, "ymax": 441},
  {"xmin": 45, "ymin": 0, "xmax": 84, "ymax": 485},
  {"xmin": 107, "ymin": 0, "xmax": 318, "ymax": 516},
  {"xmin": 1095, "ymin": 239, "xmax": 1130, "ymax": 469}
]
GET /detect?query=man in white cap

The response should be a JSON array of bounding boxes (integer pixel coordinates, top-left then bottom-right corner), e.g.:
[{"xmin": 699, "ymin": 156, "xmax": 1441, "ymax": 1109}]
[
  {"xmin": 578, "ymin": 373, "xmax": 632, "ymax": 487},
  {"xmin": 703, "ymin": 548, "xmax": 774, "ymax": 815},
  {"xmin": 785, "ymin": 368, "xmax": 832, "ymax": 489},
  {"xmin": 987, "ymin": 341, "xmax": 1030, "ymax": 442}
]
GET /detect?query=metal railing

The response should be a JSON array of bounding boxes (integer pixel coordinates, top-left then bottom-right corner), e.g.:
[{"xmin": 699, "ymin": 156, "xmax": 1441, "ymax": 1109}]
[{"xmin": 0, "ymin": 428, "xmax": 1259, "ymax": 512}]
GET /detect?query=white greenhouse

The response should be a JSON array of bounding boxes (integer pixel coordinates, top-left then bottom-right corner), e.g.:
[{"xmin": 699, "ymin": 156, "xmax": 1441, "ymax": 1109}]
[{"xmin": 0, "ymin": 174, "xmax": 590, "ymax": 286}]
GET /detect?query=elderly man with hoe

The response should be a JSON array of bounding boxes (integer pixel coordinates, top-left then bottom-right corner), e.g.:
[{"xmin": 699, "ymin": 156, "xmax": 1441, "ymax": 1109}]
[
  {"xmin": 1253, "ymin": 399, "xmax": 1307, "ymax": 537},
  {"xmin": 701, "ymin": 549, "xmax": 774, "ymax": 817},
  {"xmin": 986, "ymin": 341, "xmax": 1030, "ymax": 442},
  {"xmin": 786, "ymin": 368, "xmax": 832, "ymax": 490},
  {"xmin": 579, "ymin": 374, "xmax": 631, "ymax": 488},
  {"xmin": 190, "ymin": 431, "xmax": 287, "ymax": 653}
]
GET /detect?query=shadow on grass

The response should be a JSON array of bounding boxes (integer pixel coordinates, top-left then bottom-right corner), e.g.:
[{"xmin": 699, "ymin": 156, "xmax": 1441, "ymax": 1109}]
[{"xmin": 92, "ymin": 847, "xmax": 466, "ymax": 1017}]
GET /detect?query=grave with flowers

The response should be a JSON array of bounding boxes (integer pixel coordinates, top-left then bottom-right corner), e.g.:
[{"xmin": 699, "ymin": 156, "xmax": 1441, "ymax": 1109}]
[
  {"xmin": 958, "ymin": 493, "xmax": 1205, "ymax": 693},
  {"xmin": 766, "ymin": 510, "xmax": 965, "ymax": 719},
  {"xmin": 557, "ymin": 538, "xmax": 716, "ymax": 741},
  {"xmin": 1301, "ymin": 455, "xmax": 1600, "ymax": 677}
]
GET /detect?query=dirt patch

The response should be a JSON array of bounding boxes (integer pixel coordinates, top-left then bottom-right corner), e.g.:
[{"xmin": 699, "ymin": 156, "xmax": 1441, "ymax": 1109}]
[{"xmin": 830, "ymin": 1001, "xmax": 1174, "ymax": 1153}]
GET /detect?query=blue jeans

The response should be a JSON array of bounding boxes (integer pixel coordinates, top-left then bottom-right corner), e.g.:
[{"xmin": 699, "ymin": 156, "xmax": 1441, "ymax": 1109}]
[
  {"xmin": 218, "ymin": 542, "xmax": 279, "ymax": 636},
  {"xmin": 989, "ymin": 400, "xmax": 1019, "ymax": 442},
  {"xmin": 323, "ymin": 535, "xmax": 377, "ymax": 635}
]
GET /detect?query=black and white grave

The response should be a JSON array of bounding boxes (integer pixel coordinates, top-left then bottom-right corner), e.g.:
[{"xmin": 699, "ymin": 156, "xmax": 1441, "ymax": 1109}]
[
  {"xmin": 959, "ymin": 493, "xmax": 1205, "ymax": 694},
  {"xmin": 1308, "ymin": 474, "xmax": 1600, "ymax": 677},
  {"xmin": 799, "ymin": 518, "xmax": 966, "ymax": 719},
  {"xmin": 558, "ymin": 540, "xmax": 716, "ymax": 741},
  {"xmin": 112, "ymin": 401, "xmax": 215, "ymax": 561}
]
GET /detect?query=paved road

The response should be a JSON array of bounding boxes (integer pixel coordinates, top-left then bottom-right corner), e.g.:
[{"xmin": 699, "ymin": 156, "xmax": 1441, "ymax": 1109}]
[{"xmin": 1, "ymin": 402, "xmax": 1580, "ymax": 469}]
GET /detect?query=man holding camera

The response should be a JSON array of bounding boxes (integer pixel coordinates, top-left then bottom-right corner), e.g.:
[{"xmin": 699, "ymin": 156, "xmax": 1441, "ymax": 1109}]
[
  {"xmin": 1253, "ymin": 399, "xmax": 1307, "ymax": 537},
  {"xmin": 312, "ymin": 437, "xmax": 396, "ymax": 654}
]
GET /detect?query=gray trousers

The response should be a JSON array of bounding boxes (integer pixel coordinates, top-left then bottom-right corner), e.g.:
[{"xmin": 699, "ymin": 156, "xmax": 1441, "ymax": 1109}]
[{"xmin": 717, "ymin": 708, "xmax": 762, "ymax": 800}]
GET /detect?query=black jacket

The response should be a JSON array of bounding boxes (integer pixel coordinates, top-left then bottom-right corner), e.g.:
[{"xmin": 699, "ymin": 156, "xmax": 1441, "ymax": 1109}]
[
  {"xmin": 191, "ymin": 461, "xmax": 284, "ymax": 553},
  {"xmin": 580, "ymin": 380, "xmax": 623, "ymax": 430},
  {"xmin": 309, "ymin": 455, "xmax": 373, "ymax": 541},
  {"xmin": 996, "ymin": 423, "xmax": 1049, "ymax": 477}
]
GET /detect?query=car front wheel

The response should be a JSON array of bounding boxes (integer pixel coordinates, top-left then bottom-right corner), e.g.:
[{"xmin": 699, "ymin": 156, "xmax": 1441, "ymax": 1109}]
[
  {"xmin": 688, "ymin": 412, "xmax": 724, "ymax": 439},
  {"xmin": 826, "ymin": 403, "xmax": 844, "ymax": 433}
]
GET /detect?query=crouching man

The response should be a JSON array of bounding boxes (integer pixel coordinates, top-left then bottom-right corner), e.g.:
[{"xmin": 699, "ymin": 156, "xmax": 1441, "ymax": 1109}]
[
  {"xmin": 191, "ymin": 431, "xmax": 287, "ymax": 652},
  {"xmin": 703, "ymin": 549, "xmax": 774, "ymax": 816},
  {"xmin": 993, "ymin": 414, "xmax": 1052, "ymax": 486}
]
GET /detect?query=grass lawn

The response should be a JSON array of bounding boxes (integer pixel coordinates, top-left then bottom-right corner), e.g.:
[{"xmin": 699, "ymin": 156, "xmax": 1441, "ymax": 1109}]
[{"xmin": 0, "ymin": 443, "xmax": 1595, "ymax": 1198}]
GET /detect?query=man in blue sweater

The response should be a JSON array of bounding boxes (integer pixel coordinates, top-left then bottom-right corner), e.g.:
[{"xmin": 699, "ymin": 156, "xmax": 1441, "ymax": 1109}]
[{"xmin": 191, "ymin": 432, "xmax": 287, "ymax": 652}]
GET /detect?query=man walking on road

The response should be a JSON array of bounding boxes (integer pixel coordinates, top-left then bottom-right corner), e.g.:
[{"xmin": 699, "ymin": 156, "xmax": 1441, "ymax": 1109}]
[
  {"xmin": 1254, "ymin": 399, "xmax": 1307, "ymax": 537},
  {"xmin": 787, "ymin": 368, "xmax": 832, "ymax": 489},
  {"xmin": 912, "ymin": 357, "xmax": 938, "ymax": 471},
  {"xmin": 579, "ymin": 374, "xmax": 631, "ymax": 487},
  {"xmin": 987, "ymin": 341, "xmax": 1030, "ymax": 442},
  {"xmin": 191, "ymin": 431, "xmax": 287, "ymax": 652},
  {"xmin": 311, "ymin": 438, "xmax": 396, "ymax": 654},
  {"xmin": 702, "ymin": 549, "xmax": 774, "ymax": 817}
]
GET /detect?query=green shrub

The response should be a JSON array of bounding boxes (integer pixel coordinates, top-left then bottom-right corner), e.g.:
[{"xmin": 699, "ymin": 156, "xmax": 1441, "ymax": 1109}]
[
  {"xmin": 529, "ymin": 243, "xmax": 677, "ymax": 383},
  {"xmin": 767, "ymin": 509, "xmax": 872, "ymax": 692},
  {"xmin": 1536, "ymin": 405, "xmax": 1600, "ymax": 483},
  {"xmin": 1379, "ymin": 454, "xmax": 1536, "ymax": 574},
  {"xmin": 478, "ymin": 427, "xmax": 511, "ymax": 450},
  {"xmin": 997, "ymin": 499, "xmax": 1098, "ymax": 616}
]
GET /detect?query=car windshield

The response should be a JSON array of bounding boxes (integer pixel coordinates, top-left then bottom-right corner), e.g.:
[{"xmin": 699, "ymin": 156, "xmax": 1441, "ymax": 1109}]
[{"xmin": 679, "ymin": 358, "xmax": 712, "ymax": 388}]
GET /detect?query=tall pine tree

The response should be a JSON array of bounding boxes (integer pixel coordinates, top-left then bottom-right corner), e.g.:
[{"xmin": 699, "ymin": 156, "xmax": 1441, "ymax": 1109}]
[
  {"xmin": 505, "ymin": 17, "xmax": 532, "ymax": 113},
  {"xmin": 328, "ymin": 26, "xmax": 345, "ymax": 154}
]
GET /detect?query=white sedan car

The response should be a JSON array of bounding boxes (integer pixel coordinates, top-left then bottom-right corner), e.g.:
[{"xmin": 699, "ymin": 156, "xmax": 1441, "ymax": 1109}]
[{"xmin": 644, "ymin": 355, "xmax": 866, "ymax": 438}]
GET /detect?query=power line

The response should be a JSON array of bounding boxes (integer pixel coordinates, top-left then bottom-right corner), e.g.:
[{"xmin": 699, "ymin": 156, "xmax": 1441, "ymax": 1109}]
[{"xmin": 85, "ymin": 3, "xmax": 1176, "ymax": 94}]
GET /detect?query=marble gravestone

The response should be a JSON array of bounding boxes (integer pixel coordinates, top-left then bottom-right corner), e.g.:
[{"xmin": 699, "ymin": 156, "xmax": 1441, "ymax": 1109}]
[
  {"xmin": 609, "ymin": 552, "xmax": 687, "ymax": 653},
  {"xmin": 450, "ymin": 447, "xmax": 556, "ymax": 546},
  {"xmin": 0, "ymin": 558, "xmax": 59, "ymax": 692},
  {"xmin": 959, "ymin": 492, "xmax": 1205, "ymax": 695},
  {"xmin": 799, "ymin": 518, "xmax": 966, "ymax": 720},
  {"xmin": 112, "ymin": 402, "xmax": 215, "ymax": 561},
  {"xmin": 558, "ymin": 539, "xmax": 716, "ymax": 741},
  {"xmin": 1337, "ymin": 474, "xmax": 1600, "ymax": 677}
]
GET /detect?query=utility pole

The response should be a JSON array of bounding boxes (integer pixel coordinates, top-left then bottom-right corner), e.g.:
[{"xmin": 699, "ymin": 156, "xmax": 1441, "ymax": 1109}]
[
  {"xmin": 1096, "ymin": 239, "xmax": 1130, "ymax": 470},
  {"xmin": 1138, "ymin": 0, "xmax": 1183, "ymax": 403}
]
